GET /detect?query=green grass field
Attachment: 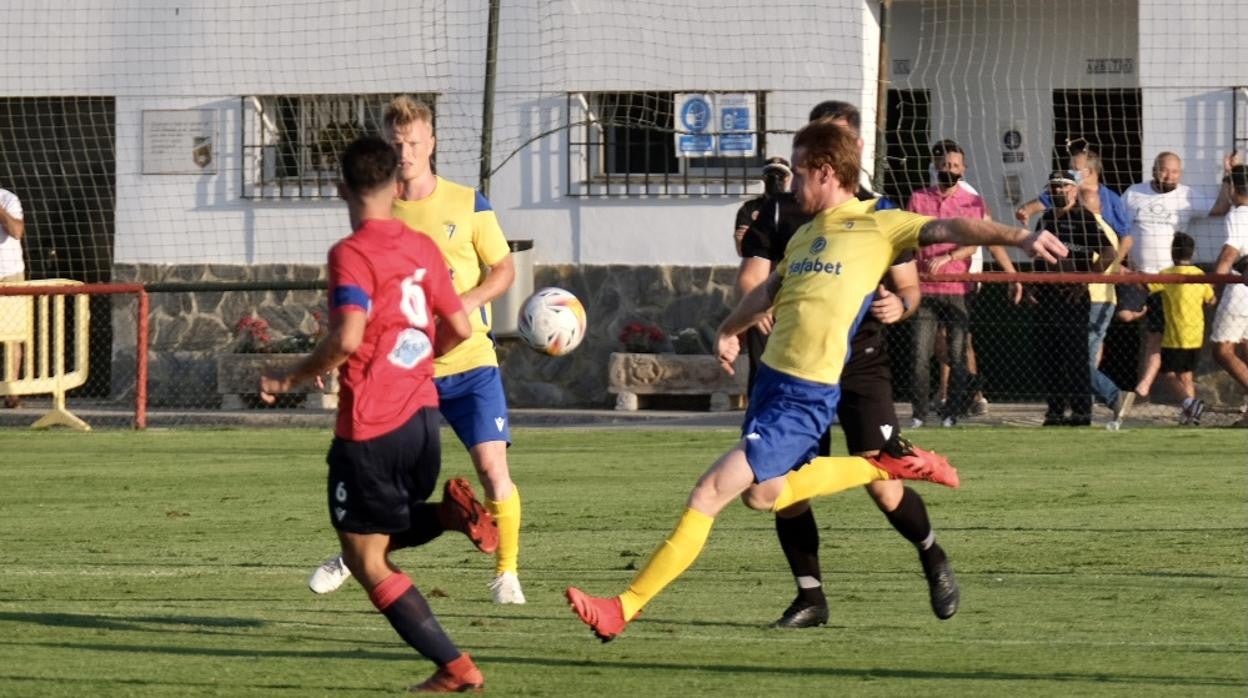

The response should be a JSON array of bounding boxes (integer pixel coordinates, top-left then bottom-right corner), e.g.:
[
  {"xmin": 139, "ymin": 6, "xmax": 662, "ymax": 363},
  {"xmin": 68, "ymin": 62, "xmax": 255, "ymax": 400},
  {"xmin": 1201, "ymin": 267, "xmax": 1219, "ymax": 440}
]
[{"xmin": 0, "ymin": 427, "xmax": 1244, "ymax": 696}]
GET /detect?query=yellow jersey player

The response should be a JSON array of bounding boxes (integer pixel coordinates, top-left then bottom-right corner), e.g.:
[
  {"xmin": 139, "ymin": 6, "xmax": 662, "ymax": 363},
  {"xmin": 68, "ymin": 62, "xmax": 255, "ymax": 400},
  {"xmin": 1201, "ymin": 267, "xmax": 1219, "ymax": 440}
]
[
  {"xmin": 308, "ymin": 96, "xmax": 527, "ymax": 604},
  {"xmin": 566, "ymin": 118, "xmax": 1068, "ymax": 642}
]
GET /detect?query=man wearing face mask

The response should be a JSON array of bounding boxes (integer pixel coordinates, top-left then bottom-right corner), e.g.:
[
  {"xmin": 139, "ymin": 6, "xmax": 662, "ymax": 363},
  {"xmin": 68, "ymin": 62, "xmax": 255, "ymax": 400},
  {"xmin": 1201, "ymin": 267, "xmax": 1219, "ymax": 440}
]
[
  {"xmin": 1120, "ymin": 152, "xmax": 1212, "ymax": 403},
  {"xmin": 906, "ymin": 141, "xmax": 986, "ymax": 427},
  {"xmin": 1033, "ymin": 172, "xmax": 1118, "ymax": 426},
  {"xmin": 1015, "ymin": 148, "xmax": 1129, "ymax": 238}
]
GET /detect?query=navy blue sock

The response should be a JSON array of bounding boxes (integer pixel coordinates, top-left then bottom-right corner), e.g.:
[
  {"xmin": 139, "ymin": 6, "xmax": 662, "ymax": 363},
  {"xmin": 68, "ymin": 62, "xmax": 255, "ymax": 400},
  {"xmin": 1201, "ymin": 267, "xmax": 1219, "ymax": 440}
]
[{"xmin": 370, "ymin": 572, "xmax": 460, "ymax": 666}]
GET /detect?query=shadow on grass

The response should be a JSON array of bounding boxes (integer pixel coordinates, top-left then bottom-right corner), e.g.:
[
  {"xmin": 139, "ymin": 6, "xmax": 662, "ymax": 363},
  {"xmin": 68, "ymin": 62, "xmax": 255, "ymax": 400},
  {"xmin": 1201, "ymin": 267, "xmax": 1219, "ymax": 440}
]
[
  {"xmin": 474, "ymin": 653, "xmax": 1246, "ymax": 688},
  {"xmin": 0, "ymin": 611, "xmax": 265, "ymax": 632},
  {"xmin": 0, "ymin": 639, "xmax": 1241, "ymax": 689}
]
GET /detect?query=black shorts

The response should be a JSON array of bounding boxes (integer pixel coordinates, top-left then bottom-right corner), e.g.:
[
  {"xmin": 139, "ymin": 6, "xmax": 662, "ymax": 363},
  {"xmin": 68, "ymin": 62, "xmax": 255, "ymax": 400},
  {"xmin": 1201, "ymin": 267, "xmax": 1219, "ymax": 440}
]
[
  {"xmin": 834, "ymin": 350, "xmax": 897, "ymax": 454},
  {"xmin": 1115, "ymin": 283, "xmax": 1148, "ymax": 314},
  {"xmin": 1160, "ymin": 347, "xmax": 1200, "ymax": 374},
  {"xmin": 1145, "ymin": 293, "xmax": 1166, "ymax": 334},
  {"xmin": 326, "ymin": 407, "xmax": 442, "ymax": 534}
]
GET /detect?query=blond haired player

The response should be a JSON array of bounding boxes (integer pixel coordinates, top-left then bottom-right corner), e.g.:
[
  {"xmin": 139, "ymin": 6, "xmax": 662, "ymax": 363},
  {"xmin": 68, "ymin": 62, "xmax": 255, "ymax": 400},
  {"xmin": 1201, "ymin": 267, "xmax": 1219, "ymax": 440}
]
[{"xmin": 308, "ymin": 96, "xmax": 526, "ymax": 604}]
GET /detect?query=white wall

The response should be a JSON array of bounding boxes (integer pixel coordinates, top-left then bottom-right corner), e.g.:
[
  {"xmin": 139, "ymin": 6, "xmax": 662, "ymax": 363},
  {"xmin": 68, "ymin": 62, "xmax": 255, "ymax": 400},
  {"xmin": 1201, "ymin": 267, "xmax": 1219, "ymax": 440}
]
[
  {"xmin": 9, "ymin": 1, "xmax": 1237, "ymax": 267},
  {"xmin": 0, "ymin": 0, "xmax": 881, "ymax": 267},
  {"xmin": 889, "ymin": 0, "xmax": 1138, "ymax": 225},
  {"xmin": 888, "ymin": 0, "xmax": 1241, "ymax": 263},
  {"xmin": 1137, "ymin": 0, "xmax": 1248, "ymax": 262}
]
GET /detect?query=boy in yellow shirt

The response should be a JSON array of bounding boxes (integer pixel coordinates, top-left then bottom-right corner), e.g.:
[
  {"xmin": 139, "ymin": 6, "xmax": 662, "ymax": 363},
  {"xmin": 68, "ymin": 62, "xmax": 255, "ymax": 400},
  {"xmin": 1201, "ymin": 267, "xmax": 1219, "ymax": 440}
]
[{"xmin": 1146, "ymin": 232, "xmax": 1215, "ymax": 424}]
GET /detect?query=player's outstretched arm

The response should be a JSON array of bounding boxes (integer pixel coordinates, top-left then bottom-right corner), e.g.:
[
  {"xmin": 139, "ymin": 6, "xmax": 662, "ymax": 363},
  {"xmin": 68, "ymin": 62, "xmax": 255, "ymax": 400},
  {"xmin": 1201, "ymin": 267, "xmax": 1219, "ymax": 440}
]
[
  {"xmin": 259, "ymin": 310, "xmax": 365, "ymax": 403},
  {"xmin": 920, "ymin": 218, "xmax": 1067, "ymax": 264}
]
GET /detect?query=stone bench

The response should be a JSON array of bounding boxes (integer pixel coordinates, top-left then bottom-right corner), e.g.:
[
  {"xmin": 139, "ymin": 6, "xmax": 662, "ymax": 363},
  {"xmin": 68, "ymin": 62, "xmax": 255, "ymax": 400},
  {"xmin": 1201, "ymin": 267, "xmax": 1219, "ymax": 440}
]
[{"xmin": 607, "ymin": 352, "xmax": 747, "ymax": 412}]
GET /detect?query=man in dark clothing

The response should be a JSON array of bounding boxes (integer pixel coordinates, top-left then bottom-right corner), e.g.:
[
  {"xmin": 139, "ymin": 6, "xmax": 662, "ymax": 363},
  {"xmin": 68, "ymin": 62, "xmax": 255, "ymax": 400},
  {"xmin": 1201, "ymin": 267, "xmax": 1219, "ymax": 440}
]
[{"xmin": 1032, "ymin": 171, "xmax": 1117, "ymax": 426}]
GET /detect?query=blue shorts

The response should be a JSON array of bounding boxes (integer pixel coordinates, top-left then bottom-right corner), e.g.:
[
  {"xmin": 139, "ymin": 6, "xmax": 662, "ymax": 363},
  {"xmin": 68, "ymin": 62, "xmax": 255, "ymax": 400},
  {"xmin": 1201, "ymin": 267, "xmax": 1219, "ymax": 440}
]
[
  {"xmin": 740, "ymin": 364, "xmax": 841, "ymax": 482},
  {"xmin": 435, "ymin": 366, "xmax": 511, "ymax": 448}
]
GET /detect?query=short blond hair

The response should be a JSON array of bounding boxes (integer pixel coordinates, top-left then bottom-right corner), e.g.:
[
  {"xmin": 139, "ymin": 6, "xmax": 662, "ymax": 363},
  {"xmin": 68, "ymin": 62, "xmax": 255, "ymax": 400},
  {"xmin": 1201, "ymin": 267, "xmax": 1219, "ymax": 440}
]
[{"xmin": 384, "ymin": 95, "xmax": 434, "ymax": 133}]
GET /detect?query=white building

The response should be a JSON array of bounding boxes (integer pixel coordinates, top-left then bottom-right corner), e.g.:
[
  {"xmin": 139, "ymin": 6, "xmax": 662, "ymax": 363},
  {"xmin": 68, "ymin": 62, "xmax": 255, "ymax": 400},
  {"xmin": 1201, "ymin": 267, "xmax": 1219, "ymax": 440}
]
[{"xmin": 0, "ymin": 0, "xmax": 1242, "ymax": 272}]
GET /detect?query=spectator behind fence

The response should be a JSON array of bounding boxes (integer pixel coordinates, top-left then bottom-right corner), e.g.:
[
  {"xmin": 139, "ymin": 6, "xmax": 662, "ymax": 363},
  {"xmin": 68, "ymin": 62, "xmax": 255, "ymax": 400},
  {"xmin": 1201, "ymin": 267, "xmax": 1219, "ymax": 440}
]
[
  {"xmin": 1015, "ymin": 147, "xmax": 1129, "ymax": 236},
  {"xmin": 1120, "ymin": 152, "xmax": 1214, "ymax": 403},
  {"xmin": 1080, "ymin": 186, "xmax": 1135, "ymax": 429},
  {"xmin": 1209, "ymin": 162, "xmax": 1248, "ymax": 426},
  {"xmin": 1145, "ymin": 232, "xmax": 1214, "ymax": 425},
  {"xmin": 1031, "ymin": 171, "xmax": 1116, "ymax": 427},
  {"xmin": 926, "ymin": 140, "xmax": 1023, "ymax": 419},
  {"xmin": 906, "ymin": 140, "xmax": 981, "ymax": 427},
  {"xmin": 0, "ymin": 184, "xmax": 25, "ymax": 408}
]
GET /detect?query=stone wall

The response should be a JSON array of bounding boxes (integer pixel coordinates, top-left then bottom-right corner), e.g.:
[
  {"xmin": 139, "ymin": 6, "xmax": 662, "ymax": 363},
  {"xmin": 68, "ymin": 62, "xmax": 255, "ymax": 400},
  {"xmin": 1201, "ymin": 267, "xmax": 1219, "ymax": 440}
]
[
  {"xmin": 110, "ymin": 263, "xmax": 736, "ymax": 408},
  {"xmin": 499, "ymin": 265, "xmax": 736, "ymax": 408},
  {"xmin": 111, "ymin": 263, "xmax": 328, "ymax": 407}
]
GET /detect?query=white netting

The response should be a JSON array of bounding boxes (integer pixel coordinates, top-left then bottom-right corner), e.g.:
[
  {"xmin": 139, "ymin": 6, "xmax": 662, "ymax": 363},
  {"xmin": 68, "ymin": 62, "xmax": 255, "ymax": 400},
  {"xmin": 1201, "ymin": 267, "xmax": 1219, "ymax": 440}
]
[{"xmin": 0, "ymin": 1, "xmax": 1243, "ymax": 421}]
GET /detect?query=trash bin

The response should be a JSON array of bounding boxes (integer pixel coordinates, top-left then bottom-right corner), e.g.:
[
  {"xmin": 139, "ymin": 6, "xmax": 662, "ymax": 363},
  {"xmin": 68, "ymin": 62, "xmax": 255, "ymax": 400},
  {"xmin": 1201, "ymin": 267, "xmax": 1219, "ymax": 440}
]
[{"xmin": 491, "ymin": 239, "xmax": 534, "ymax": 337}]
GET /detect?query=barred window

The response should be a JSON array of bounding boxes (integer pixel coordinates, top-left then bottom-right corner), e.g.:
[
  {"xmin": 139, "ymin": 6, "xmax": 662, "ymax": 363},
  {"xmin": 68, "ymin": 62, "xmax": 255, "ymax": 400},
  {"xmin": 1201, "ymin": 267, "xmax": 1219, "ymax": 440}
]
[
  {"xmin": 567, "ymin": 91, "xmax": 768, "ymax": 197},
  {"xmin": 241, "ymin": 93, "xmax": 436, "ymax": 200}
]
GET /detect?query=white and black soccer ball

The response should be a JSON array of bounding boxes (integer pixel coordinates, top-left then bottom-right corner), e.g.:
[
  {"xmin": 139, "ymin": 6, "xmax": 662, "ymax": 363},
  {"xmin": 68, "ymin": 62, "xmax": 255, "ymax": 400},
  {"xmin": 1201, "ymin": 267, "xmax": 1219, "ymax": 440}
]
[{"xmin": 517, "ymin": 287, "xmax": 587, "ymax": 357}]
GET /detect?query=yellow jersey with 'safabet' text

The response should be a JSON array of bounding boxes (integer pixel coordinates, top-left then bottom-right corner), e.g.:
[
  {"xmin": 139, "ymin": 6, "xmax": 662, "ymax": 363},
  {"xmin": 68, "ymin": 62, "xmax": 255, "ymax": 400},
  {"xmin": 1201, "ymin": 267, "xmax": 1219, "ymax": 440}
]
[
  {"xmin": 762, "ymin": 197, "xmax": 931, "ymax": 385},
  {"xmin": 393, "ymin": 176, "xmax": 511, "ymax": 377}
]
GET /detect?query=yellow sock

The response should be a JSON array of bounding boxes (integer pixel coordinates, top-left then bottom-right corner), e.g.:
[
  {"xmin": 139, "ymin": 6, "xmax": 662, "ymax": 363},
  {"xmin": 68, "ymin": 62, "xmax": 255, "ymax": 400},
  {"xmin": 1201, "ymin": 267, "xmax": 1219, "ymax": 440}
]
[
  {"xmin": 771, "ymin": 456, "xmax": 891, "ymax": 512},
  {"xmin": 618, "ymin": 508, "xmax": 714, "ymax": 621},
  {"xmin": 487, "ymin": 488, "xmax": 521, "ymax": 575}
]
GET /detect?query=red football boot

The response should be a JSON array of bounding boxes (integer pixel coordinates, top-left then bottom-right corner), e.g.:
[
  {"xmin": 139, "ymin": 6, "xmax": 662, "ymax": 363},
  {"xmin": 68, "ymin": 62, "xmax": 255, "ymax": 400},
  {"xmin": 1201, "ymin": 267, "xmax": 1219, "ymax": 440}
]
[
  {"xmin": 441, "ymin": 478, "xmax": 499, "ymax": 554},
  {"xmin": 565, "ymin": 587, "xmax": 629, "ymax": 642},
  {"xmin": 870, "ymin": 433, "xmax": 960, "ymax": 488},
  {"xmin": 409, "ymin": 653, "xmax": 484, "ymax": 693}
]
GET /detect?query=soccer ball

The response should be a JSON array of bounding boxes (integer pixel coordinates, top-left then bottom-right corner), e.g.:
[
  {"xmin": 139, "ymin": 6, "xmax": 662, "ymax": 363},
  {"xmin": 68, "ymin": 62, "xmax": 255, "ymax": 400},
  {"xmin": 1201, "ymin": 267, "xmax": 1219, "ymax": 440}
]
[{"xmin": 517, "ymin": 287, "xmax": 587, "ymax": 356}]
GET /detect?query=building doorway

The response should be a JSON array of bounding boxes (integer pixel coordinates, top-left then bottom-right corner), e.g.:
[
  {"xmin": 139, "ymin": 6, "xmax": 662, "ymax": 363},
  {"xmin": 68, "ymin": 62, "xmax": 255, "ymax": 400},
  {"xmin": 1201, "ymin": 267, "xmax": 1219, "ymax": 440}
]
[{"xmin": 0, "ymin": 97, "xmax": 116, "ymax": 397}]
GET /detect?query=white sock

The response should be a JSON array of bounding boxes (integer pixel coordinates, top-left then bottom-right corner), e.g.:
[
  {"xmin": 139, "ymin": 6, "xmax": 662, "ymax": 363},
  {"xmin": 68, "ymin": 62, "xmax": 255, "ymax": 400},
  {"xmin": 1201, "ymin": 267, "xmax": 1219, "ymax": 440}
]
[{"xmin": 796, "ymin": 575, "xmax": 821, "ymax": 590}]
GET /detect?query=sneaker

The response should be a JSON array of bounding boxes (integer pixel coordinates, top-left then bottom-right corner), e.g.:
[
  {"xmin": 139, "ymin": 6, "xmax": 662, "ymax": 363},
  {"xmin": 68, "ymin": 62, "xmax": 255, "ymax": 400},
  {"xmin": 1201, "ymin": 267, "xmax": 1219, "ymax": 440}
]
[
  {"xmin": 770, "ymin": 596, "xmax": 829, "ymax": 629},
  {"xmin": 489, "ymin": 571, "xmax": 527, "ymax": 605},
  {"xmin": 409, "ymin": 654, "xmax": 484, "ymax": 693},
  {"xmin": 920, "ymin": 545, "xmax": 960, "ymax": 620},
  {"xmin": 308, "ymin": 554, "xmax": 352, "ymax": 595},
  {"xmin": 1188, "ymin": 399, "xmax": 1205, "ymax": 426},
  {"xmin": 969, "ymin": 397, "xmax": 989, "ymax": 417},
  {"xmin": 869, "ymin": 433, "xmax": 960, "ymax": 489},
  {"xmin": 565, "ymin": 587, "xmax": 628, "ymax": 642},
  {"xmin": 909, "ymin": 418, "xmax": 924, "ymax": 429},
  {"xmin": 441, "ymin": 478, "xmax": 499, "ymax": 555},
  {"xmin": 941, "ymin": 416, "xmax": 956, "ymax": 428},
  {"xmin": 1112, "ymin": 391, "xmax": 1136, "ymax": 423}
]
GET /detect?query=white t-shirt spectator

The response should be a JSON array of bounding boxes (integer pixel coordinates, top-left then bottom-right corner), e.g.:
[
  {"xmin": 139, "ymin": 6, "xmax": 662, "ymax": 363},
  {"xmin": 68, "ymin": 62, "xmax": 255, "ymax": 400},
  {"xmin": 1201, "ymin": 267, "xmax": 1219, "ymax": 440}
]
[
  {"xmin": 1222, "ymin": 204, "xmax": 1248, "ymax": 309},
  {"xmin": 0, "ymin": 188, "xmax": 24, "ymax": 277},
  {"xmin": 1122, "ymin": 182, "xmax": 1206, "ymax": 273}
]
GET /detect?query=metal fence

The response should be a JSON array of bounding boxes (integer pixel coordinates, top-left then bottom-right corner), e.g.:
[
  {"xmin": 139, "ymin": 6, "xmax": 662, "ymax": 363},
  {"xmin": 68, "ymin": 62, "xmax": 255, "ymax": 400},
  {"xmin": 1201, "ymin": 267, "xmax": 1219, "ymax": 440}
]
[{"xmin": 0, "ymin": 272, "xmax": 1243, "ymax": 430}]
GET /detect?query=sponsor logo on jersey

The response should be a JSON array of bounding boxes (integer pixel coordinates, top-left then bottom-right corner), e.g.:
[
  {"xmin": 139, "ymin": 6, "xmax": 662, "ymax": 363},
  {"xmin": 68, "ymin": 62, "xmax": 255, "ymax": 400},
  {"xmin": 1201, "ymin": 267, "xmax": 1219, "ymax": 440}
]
[
  {"xmin": 494, "ymin": 417, "xmax": 506, "ymax": 432},
  {"xmin": 810, "ymin": 236, "xmax": 827, "ymax": 254},
  {"xmin": 444, "ymin": 222, "xmax": 457, "ymax": 238},
  {"xmin": 788, "ymin": 257, "xmax": 844, "ymax": 276}
]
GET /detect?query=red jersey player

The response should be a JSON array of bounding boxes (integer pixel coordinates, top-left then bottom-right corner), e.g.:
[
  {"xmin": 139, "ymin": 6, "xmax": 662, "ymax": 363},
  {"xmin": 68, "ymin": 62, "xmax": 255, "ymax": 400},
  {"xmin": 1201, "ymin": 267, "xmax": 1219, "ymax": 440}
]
[{"xmin": 259, "ymin": 135, "xmax": 494, "ymax": 693}]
